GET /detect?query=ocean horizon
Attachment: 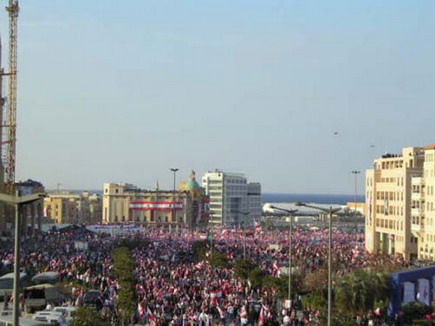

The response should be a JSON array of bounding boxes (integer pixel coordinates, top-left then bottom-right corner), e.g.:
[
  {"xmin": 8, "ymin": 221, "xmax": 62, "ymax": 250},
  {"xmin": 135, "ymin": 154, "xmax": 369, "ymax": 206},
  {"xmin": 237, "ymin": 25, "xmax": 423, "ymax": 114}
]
[{"xmin": 262, "ymin": 193, "xmax": 365, "ymax": 205}]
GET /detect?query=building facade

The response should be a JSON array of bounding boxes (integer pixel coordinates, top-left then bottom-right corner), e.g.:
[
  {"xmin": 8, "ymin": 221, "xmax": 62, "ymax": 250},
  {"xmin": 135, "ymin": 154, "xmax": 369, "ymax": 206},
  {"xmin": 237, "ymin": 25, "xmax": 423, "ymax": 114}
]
[
  {"xmin": 44, "ymin": 191, "xmax": 102, "ymax": 225},
  {"xmin": 201, "ymin": 170, "xmax": 261, "ymax": 227},
  {"xmin": 102, "ymin": 172, "xmax": 209, "ymax": 228},
  {"xmin": 365, "ymin": 146, "xmax": 428, "ymax": 260}
]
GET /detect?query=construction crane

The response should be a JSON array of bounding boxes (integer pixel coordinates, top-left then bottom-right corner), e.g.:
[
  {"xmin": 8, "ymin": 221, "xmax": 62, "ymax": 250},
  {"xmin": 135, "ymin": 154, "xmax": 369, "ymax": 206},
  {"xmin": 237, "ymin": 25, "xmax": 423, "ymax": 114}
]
[
  {"xmin": 0, "ymin": 34, "xmax": 4, "ymax": 183},
  {"xmin": 4, "ymin": 0, "xmax": 19, "ymax": 190}
]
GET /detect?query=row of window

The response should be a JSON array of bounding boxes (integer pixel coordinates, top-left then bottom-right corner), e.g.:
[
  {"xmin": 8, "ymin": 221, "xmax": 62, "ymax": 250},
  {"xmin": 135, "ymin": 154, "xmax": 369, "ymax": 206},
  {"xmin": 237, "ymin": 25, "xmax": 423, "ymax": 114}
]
[
  {"xmin": 376, "ymin": 191, "xmax": 404, "ymax": 201},
  {"xmin": 375, "ymin": 218, "xmax": 404, "ymax": 231},
  {"xmin": 375, "ymin": 205, "xmax": 404, "ymax": 216}
]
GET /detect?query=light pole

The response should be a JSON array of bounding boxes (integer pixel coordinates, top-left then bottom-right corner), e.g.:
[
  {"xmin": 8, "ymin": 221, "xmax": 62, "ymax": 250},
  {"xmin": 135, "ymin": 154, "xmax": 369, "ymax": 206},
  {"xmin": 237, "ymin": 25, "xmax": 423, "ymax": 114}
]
[
  {"xmin": 351, "ymin": 170, "xmax": 361, "ymax": 231},
  {"xmin": 170, "ymin": 168, "xmax": 179, "ymax": 231},
  {"xmin": 295, "ymin": 202, "xmax": 341, "ymax": 326},
  {"xmin": 235, "ymin": 211, "xmax": 250, "ymax": 259},
  {"xmin": 0, "ymin": 191, "xmax": 46, "ymax": 326},
  {"xmin": 270, "ymin": 205, "xmax": 298, "ymax": 308}
]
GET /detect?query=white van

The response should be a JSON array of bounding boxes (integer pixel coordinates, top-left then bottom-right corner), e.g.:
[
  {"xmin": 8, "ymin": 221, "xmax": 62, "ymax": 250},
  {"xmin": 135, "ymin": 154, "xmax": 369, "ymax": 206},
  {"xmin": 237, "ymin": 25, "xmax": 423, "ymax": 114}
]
[
  {"xmin": 0, "ymin": 315, "xmax": 49, "ymax": 326},
  {"xmin": 32, "ymin": 311, "xmax": 67, "ymax": 326},
  {"xmin": 53, "ymin": 306, "xmax": 77, "ymax": 322}
]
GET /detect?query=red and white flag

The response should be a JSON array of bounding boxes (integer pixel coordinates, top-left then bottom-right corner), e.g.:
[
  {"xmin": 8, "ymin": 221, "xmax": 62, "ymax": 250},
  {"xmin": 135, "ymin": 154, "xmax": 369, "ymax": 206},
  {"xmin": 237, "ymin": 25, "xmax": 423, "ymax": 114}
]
[
  {"xmin": 147, "ymin": 307, "xmax": 157, "ymax": 325},
  {"xmin": 137, "ymin": 301, "xmax": 145, "ymax": 318}
]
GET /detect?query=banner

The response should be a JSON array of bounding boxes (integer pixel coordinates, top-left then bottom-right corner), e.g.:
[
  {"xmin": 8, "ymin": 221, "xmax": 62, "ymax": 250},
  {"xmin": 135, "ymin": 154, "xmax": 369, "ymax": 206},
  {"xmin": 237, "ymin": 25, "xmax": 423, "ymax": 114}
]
[
  {"xmin": 74, "ymin": 241, "xmax": 88, "ymax": 251},
  {"xmin": 418, "ymin": 279, "xmax": 430, "ymax": 306},
  {"xmin": 403, "ymin": 282, "xmax": 415, "ymax": 305},
  {"xmin": 130, "ymin": 201, "xmax": 183, "ymax": 211}
]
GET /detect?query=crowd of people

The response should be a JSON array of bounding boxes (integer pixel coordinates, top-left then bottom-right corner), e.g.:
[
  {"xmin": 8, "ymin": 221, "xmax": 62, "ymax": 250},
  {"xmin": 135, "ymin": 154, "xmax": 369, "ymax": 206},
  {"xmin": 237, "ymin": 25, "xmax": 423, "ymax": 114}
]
[{"xmin": 0, "ymin": 224, "xmax": 409, "ymax": 325}]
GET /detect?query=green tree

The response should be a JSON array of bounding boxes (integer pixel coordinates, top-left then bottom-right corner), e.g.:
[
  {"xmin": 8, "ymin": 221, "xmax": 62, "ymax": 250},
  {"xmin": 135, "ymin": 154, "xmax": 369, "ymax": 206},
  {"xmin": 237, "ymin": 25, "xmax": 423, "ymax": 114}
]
[
  {"xmin": 113, "ymin": 247, "xmax": 137, "ymax": 325},
  {"xmin": 234, "ymin": 259, "xmax": 256, "ymax": 280},
  {"xmin": 334, "ymin": 269, "xmax": 392, "ymax": 318},
  {"xmin": 209, "ymin": 250, "xmax": 229, "ymax": 268},
  {"xmin": 71, "ymin": 306, "xmax": 107, "ymax": 326}
]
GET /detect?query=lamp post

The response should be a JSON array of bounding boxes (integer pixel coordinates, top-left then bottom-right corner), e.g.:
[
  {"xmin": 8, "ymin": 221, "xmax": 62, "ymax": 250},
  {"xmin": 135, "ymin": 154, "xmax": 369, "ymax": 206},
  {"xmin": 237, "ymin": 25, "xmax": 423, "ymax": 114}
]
[
  {"xmin": 351, "ymin": 170, "xmax": 361, "ymax": 231},
  {"xmin": 295, "ymin": 202, "xmax": 341, "ymax": 326},
  {"xmin": 270, "ymin": 205, "xmax": 298, "ymax": 308},
  {"xmin": 0, "ymin": 191, "xmax": 46, "ymax": 326},
  {"xmin": 235, "ymin": 211, "xmax": 250, "ymax": 259},
  {"xmin": 170, "ymin": 168, "xmax": 179, "ymax": 231}
]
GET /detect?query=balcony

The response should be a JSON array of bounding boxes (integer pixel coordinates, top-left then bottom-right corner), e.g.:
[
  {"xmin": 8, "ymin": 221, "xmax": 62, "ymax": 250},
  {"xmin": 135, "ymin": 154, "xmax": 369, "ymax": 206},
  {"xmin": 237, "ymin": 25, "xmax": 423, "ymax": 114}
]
[
  {"xmin": 412, "ymin": 177, "xmax": 424, "ymax": 186},
  {"xmin": 411, "ymin": 208, "xmax": 423, "ymax": 217},
  {"xmin": 411, "ymin": 223, "xmax": 424, "ymax": 234},
  {"xmin": 412, "ymin": 193, "xmax": 423, "ymax": 201}
]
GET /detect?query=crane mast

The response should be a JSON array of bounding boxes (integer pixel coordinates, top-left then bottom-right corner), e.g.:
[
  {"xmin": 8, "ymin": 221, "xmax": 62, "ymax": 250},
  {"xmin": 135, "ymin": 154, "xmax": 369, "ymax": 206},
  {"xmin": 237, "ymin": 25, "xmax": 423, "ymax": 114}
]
[{"xmin": 5, "ymin": 0, "xmax": 19, "ymax": 188}]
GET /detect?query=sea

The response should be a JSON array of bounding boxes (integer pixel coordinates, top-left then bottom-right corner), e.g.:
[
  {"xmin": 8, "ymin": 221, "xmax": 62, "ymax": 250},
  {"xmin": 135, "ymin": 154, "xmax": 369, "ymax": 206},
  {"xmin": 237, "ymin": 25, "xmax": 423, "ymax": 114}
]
[{"xmin": 262, "ymin": 193, "xmax": 365, "ymax": 205}]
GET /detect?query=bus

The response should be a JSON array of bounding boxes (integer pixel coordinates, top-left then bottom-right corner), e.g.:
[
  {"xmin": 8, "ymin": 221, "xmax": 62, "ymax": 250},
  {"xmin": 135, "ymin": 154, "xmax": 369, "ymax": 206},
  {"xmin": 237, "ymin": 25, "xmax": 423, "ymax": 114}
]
[
  {"xmin": 31, "ymin": 272, "xmax": 60, "ymax": 285},
  {"xmin": 24, "ymin": 284, "xmax": 63, "ymax": 313},
  {"xmin": 0, "ymin": 272, "xmax": 29, "ymax": 299}
]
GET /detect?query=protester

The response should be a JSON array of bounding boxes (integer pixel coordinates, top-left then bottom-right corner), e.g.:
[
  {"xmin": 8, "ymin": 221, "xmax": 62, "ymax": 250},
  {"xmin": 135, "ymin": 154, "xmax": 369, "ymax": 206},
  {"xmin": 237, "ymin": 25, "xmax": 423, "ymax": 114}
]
[{"xmin": 0, "ymin": 224, "xmax": 409, "ymax": 325}]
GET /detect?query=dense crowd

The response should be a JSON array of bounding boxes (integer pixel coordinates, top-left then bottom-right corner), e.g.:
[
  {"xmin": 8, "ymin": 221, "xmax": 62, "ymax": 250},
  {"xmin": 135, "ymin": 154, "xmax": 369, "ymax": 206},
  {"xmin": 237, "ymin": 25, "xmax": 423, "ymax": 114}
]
[{"xmin": 0, "ymin": 225, "xmax": 409, "ymax": 325}]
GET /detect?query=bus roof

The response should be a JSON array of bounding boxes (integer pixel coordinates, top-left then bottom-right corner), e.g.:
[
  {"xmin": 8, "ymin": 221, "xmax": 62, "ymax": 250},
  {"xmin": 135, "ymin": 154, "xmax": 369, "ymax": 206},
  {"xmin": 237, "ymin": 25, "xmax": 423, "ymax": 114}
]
[
  {"xmin": 25, "ymin": 283, "xmax": 55, "ymax": 290},
  {"xmin": 33, "ymin": 271, "xmax": 59, "ymax": 278},
  {"xmin": 0, "ymin": 272, "xmax": 27, "ymax": 280}
]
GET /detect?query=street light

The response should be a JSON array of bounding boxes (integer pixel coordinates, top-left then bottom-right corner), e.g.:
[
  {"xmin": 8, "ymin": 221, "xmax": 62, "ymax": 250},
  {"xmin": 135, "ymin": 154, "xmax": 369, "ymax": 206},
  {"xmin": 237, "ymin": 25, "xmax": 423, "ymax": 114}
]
[
  {"xmin": 170, "ymin": 168, "xmax": 179, "ymax": 231},
  {"xmin": 351, "ymin": 170, "xmax": 361, "ymax": 231},
  {"xmin": 234, "ymin": 211, "xmax": 250, "ymax": 259},
  {"xmin": 295, "ymin": 202, "xmax": 341, "ymax": 326},
  {"xmin": 270, "ymin": 205, "xmax": 298, "ymax": 308},
  {"xmin": 0, "ymin": 191, "xmax": 46, "ymax": 326}
]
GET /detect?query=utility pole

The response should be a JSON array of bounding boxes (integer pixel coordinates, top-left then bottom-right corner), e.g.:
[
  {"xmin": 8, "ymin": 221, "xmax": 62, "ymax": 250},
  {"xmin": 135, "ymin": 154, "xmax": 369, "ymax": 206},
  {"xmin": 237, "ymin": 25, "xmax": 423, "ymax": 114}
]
[
  {"xmin": 0, "ymin": 191, "xmax": 45, "ymax": 326},
  {"xmin": 270, "ymin": 205, "xmax": 298, "ymax": 308},
  {"xmin": 170, "ymin": 168, "xmax": 179, "ymax": 232},
  {"xmin": 5, "ymin": 0, "xmax": 19, "ymax": 188},
  {"xmin": 351, "ymin": 170, "xmax": 361, "ymax": 231}
]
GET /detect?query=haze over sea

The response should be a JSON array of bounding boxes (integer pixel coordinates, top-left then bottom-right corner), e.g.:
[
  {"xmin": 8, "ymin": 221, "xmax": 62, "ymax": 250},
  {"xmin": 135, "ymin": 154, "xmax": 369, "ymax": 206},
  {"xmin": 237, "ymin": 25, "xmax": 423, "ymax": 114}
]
[{"xmin": 262, "ymin": 193, "xmax": 365, "ymax": 205}]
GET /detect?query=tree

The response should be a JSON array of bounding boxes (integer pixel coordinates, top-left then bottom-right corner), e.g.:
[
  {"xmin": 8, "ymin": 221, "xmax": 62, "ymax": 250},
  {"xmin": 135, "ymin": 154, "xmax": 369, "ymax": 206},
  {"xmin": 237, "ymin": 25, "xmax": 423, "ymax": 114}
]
[
  {"xmin": 113, "ymin": 247, "xmax": 137, "ymax": 325},
  {"xmin": 71, "ymin": 306, "xmax": 107, "ymax": 326},
  {"xmin": 234, "ymin": 259, "xmax": 256, "ymax": 280},
  {"xmin": 334, "ymin": 269, "xmax": 392, "ymax": 318}
]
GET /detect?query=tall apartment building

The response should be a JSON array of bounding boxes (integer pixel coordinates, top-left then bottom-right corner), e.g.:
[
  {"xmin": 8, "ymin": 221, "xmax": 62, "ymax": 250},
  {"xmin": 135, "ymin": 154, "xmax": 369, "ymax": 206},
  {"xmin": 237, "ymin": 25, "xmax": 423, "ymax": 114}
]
[
  {"xmin": 420, "ymin": 145, "xmax": 435, "ymax": 260},
  {"xmin": 365, "ymin": 146, "xmax": 429, "ymax": 260},
  {"xmin": 201, "ymin": 170, "xmax": 261, "ymax": 227}
]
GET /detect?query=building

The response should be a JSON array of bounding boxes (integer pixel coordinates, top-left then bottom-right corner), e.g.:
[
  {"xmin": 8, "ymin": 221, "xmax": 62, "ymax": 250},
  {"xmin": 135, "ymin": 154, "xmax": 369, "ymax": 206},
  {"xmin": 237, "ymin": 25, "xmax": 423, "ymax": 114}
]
[
  {"xmin": 44, "ymin": 191, "xmax": 102, "ymax": 225},
  {"xmin": 201, "ymin": 170, "xmax": 261, "ymax": 227},
  {"xmin": 365, "ymin": 147, "xmax": 425, "ymax": 260},
  {"xmin": 345, "ymin": 202, "xmax": 365, "ymax": 215},
  {"xmin": 102, "ymin": 171, "xmax": 209, "ymax": 228},
  {"xmin": 16, "ymin": 179, "xmax": 45, "ymax": 235}
]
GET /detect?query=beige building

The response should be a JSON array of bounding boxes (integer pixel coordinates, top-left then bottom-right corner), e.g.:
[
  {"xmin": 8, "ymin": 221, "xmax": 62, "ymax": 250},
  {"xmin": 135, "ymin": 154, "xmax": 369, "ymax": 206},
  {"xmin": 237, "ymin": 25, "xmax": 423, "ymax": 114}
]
[
  {"xmin": 103, "ymin": 171, "xmax": 209, "ymax": 228},
  {"xmin": 44, "ymin": 191, "xmax": 102, "ymax": 225},
  {"xmin": 365, "ymin": 146, "xmax": 430, "ymax": 260}
]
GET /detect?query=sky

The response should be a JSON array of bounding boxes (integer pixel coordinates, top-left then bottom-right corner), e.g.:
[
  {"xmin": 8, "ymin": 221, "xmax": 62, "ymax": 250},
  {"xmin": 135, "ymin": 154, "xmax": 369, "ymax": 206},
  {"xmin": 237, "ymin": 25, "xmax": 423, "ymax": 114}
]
[{"xmin": 0, "ymin": 0, "xmax": 434, "ymax": 194}]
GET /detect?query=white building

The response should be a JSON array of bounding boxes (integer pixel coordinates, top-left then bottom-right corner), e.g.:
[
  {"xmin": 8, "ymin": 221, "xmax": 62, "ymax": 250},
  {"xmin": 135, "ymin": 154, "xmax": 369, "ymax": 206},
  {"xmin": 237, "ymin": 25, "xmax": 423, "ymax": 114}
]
[{"xmin": 202, "ymin": 170, "xmax": 261, "ymax": 227}]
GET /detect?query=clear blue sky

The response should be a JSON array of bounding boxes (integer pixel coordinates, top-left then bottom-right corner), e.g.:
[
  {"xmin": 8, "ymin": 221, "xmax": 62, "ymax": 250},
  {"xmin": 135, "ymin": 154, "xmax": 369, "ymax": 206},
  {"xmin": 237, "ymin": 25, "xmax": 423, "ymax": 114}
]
[{"xmin": 1, "ymin": 0, "xmax": 434, "ymax": 194}]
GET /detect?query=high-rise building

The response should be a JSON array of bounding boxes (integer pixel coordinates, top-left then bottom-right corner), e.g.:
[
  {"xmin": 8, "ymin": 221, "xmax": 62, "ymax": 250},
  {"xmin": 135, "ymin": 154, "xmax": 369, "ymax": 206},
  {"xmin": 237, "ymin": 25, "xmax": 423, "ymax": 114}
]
[
  {"xmin": 201, "ymin": 170, "xmax": 261, "ymax": 227},
  {"xmin": 365, "ymin": 146, "xmax": 427, "ymax": 260}
]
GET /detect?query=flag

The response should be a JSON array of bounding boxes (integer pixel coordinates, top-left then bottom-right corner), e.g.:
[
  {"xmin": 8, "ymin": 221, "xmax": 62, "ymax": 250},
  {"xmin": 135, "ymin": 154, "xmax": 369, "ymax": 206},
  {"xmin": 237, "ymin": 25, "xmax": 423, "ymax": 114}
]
[
  {"xmin": 138, "ymin": 301, "xmax": 145, "ymax": 318},
  {"xmin": 384, "ymin": 197, "xmax": 389, "ymax": 215},
  {"xmin": 254, "ymin": 221, "xmax": 262, "ymax": 233},
  {"xmin": 259, "ymin": 306, "xmax": 265, "ymax": 325},
  {"xmin": 147, "ymin": 307, "xmax": 157, "ymax": 325}
]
